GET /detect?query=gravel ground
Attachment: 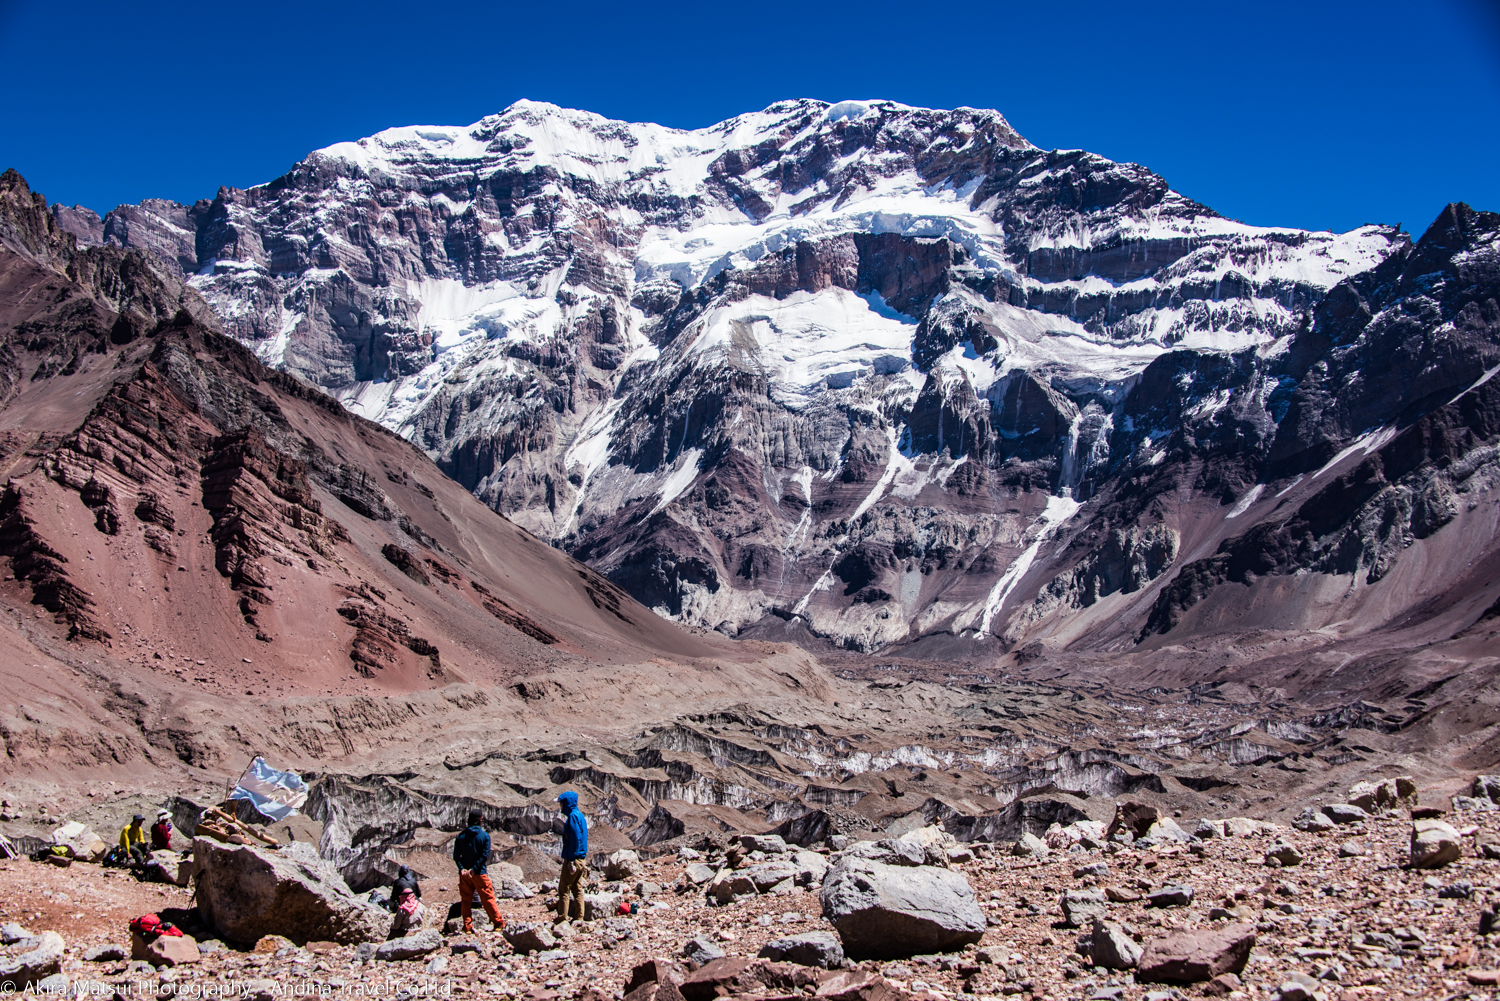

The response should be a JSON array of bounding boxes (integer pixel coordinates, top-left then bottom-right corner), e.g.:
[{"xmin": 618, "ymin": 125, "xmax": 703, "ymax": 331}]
[{"xmin": 3, "ymin": 810, "xmax": 1499, "ymax": 1000}]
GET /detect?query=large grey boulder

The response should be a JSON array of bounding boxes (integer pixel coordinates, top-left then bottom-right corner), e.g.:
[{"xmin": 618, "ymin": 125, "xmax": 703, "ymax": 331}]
[
  {"xmin": 1347, "ymin": 776, "xmax": 1416, "ymax": 814},
  {"xmin": 0, "ymin": 930, "xmax": 64, "ymax": 990},
  {"xmin": 709, "ymin": 870, "xmax": 758, "ymax": 905},
  {"xmin": 503, "ymin": 923, "xmax": 556, "ymax": 955},
  {"xmin": 373, "ymin": 930, "xmax": 442, "ymax": 961},
  {"xmin": 603, "ymin": 850, "xmax": 641, "ymax": 881},
  {"xmin": 818, "ymin": 857, "xmax": 985, "ymax": 960},
  {"xmin": 1011, "ymin": 833, "xmax": 1050, "ymax": 858},
  {"xmin": 838, "ymin": 839, "xmax": 926, "ymax": 867},
  {"xmin": 1061, "ymin": 889, "xmax": 1108, "ymax": 928},
  {"xmin": 744, "ymin": 861, "xmax": 800, "ymax": 892},
  {"xmin": 683, "ymin": 935, "xmax": 726, "ymax": 966},
  {"xmin": 757, "ymin": 931, "xmax": 845, "ymax": 968},
  {"xmin": 193, "ymin": 837, "xmax": 390, "ymax": 945},
  {"xmin": 1320, "ymin": 803, "xmax": 1369, "ymax": 825},
  {"xmin": 1410, "ymin": 819, "xmax": 1462, "ymax": 869},
  {"xmin": 792, "ymin": 850, "xmax": 829, "ymax": 886},
  {"xmin": 1291, "ymin": 808, "xmax": 1334, "ymax": 833},
  {"xmin": 1091, "ymin": 918, "xmax": 1143, "ymax": 970}
]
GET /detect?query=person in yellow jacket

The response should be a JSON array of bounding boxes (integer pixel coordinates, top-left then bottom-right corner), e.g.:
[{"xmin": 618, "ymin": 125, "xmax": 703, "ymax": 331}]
[{"xmin": 119, "ymin": 813, "xmax": 148, "ymax": 865}]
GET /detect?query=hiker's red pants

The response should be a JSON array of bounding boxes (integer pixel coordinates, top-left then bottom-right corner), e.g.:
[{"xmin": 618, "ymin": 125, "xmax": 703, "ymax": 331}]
[{"xmin": 459, "ymin": 871, "xmax": 504, "ymax": 932}]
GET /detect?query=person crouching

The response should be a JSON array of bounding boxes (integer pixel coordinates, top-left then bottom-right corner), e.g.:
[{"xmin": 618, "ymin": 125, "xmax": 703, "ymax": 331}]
[
  {"xmin": 555, "ymin": 791, "xmax": 588, "ymax": 924},
  {"xmin": 452, "ymin": 810, "xmax": 505, "ymax": 934},
  {"xmin": 390, "ymin": 866, "xmax": 426, "ymax": 935}
]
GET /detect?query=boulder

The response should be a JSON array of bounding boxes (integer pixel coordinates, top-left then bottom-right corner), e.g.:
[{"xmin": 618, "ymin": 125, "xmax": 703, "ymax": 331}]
[
  {"xmin": 1410, "ymin": 819, "xmax": 1462, "ymax": 869},
  {"xmin": 757, "ymin": 931, "xmax": 845, "ymax": 968},
  {"xmin": 684, "ymin": 863, "xmax": 717, "ymax": 885},
  {"xmin": 1137, "ymin": 924, "xmax": 1256, "ymax": 983},
  {"xmin": 709, "ymin": 871, "xmax": 758, "ymax": 905},
  {"xmin": 1090, "ymin": 918, "xmax": 1143, "ymax": 970},
  {"xmin": 792, "ymin": 850, "xmax": 830, "ymax": 886},
  {"xmin": 683, "ymin": 935, "xmax": 725, "ymax": 966},
  {"xmin": 498, "ymin": 879, "xmax": 534, "ymax": 899},
  {"xmin": 677, "ymin": 958, "xmax": 762, "ymax": 1001},
  {"xmin": 1073, "ymin": 862, "xmax": 1110, "ymax": 878},
  {"xmin": 1222, "ymin": 818, "xmax": 1279, "ymax": 838},
  {"xmin": 149, "ymin": 849, "xmax": 191, "ymax": 887},
  {"xmin": 625, "ymin": 957, "xmax": 690, "ymax": 994},
  {"xmin": 1264, "ymin": 843, "xmax": 1303, "ymax": 866},
  {"xmin": 1146, "ymin": 885, "xmax": 1194, "ymax": 908},
  {"xmin": 1010, "ymin": 833, "xmax": 1049, "ymax": 858},
  {"xmin": 83, "ymin": 945, "xmax": 126, "ymax": 963},
  {"xmin": 840, "ymin": 838, "xmax": 926, "ymax": 867},
  {"xmin": 1472, "ymin": 775, "xmax": 1500, "ymax": 804},
  {"xmin": 603, "ymin": 850, "xmax": 641, "ymax": 881},
  {"xmin": 192, "ymin": 837, "xmax": 390, "ymax": 945},
  {"xmin": 1145, "ymin": 817, "xmax": 1191, "ymax": 843},
  {"xmin": 1193, "ymin": 819, "xmax": 1222, "ymax": 839},
  {"xmin": 1061, "ymin": 888, "xmax": 1108, "ymax": 928},
  {"xmin": 34, "ymin": 974, "xmax": 69, "ymax": 995},
  {"xmin": 1347, "ymin": 776, "xmax": 1416, "ymax": 814},
  {"xmin": 1292, "ymin": 808, "xmax": 1335, "ymax": 833},
  {"xmin": 0, "ymin": 930, "xmax": 64, "ymax": 990},
  {"xmin": 374, "ymin": 930, "xmax": 443, "ymax": 961},
  {"xmin": 894, "ymin": 826, "xmax": 957, "ymax": 866},
  {"xmin": 145, "ymin": 934, "xmax": 200, "ymax": 968},
  {"xmin": 1107, "ymin": 802, "xmax": 1159, "ymax": 841},
  {"xmin": 812, "ymin": 970, "xmax": 910, "ymax": 1001},
  {"xmin": 819, "ymin": 857, "xmax": 985, "ymax": 959},
  {"xmin": 503, "ymin": 923, "xmax": 556, "ymax": 955},
  {"xmin": 739, "ymin": 834, "xmax": 789, "ymax": 854},
  {"xmin": 744, "ymin": 861, "xmax": 801, "ymax": 892},
  {"xmin": 583, "ymin": 892, "xmax": 622, "ymax": 920},
  {"xmin": 1203, "ymin": 973, "xmax": 1242, "ymax": 997},
  {"xmin": 49, "ymin": 822, "xmax": 105, "ymax": 861},
  {"xmin": 0, "ymin": 925, "xmax": 30, "ymax": 945},
  {"xmin": 1320, "ymin": 803, "xmax": 1369, "ymax": 825}
]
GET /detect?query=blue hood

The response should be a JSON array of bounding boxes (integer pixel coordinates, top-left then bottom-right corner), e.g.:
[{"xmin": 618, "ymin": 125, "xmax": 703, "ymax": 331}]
[{"xmin": 558, "ymin": 790, "xmax": 578, "ymax": 811}]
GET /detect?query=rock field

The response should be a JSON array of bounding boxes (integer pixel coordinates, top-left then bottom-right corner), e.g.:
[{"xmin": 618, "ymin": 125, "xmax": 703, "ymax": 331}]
[{"xmin": 5, "ymin": 800, "xmax": 1500, "ymax": 1001}]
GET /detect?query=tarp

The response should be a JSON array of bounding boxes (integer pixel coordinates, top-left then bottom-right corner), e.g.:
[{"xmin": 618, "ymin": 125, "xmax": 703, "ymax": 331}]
[{"xmin": 230, "ymin": 756, "xmax": 308, "ymax": 822}]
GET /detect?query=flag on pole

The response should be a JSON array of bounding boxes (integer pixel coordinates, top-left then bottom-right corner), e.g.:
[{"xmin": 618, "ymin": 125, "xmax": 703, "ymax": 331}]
[{"xmin": 230, "ymin": 756, "xmax": 309, "ymax": 821}]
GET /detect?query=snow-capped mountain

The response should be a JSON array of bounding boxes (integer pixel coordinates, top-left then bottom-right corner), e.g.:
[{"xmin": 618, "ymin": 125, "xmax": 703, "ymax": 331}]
[{"xmin": 55, "ymin": 99, "xmax": 1500, "ymax": 657}]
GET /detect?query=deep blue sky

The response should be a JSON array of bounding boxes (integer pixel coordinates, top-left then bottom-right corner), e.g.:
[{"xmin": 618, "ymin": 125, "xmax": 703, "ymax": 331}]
[{"xmin": 1, "ymin": 0, "xmax": 1496, "ymax": 236}]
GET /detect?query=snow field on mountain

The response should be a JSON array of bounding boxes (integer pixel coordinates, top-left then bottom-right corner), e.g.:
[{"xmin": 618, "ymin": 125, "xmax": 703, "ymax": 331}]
[{"xmin": 684, "ymin": 288, "xmax": 915, "ymax": 402}]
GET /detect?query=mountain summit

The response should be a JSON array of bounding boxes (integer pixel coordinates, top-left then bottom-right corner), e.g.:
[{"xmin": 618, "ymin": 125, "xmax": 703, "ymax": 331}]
[{"xmin": 47, "ymin": 100, "xmax": 1500, "ymax": 673}]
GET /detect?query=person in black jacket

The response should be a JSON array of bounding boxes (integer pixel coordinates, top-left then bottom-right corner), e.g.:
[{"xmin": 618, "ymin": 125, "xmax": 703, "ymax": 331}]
[
  {"xmin": 390, "ymin": 865, "xmax": 426, "ymax": 934},
  {"xmin": 392, "ymin": 865, "xmax": 421, "ymax": 902},
  {"xmin": 452, "ymin": 810, "xmax": 505, "ymax": 934}
]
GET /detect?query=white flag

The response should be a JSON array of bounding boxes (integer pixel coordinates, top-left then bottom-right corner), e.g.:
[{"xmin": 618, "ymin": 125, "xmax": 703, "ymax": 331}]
[{"xmin": 230, "ymin": 757, "xmax": 309, "ymax": 821}]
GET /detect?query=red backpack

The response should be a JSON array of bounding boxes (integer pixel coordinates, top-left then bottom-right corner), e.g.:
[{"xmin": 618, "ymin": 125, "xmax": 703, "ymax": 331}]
[{"xmin": 129, "ymin": 914, "xmax": 183, "ymax": 939}]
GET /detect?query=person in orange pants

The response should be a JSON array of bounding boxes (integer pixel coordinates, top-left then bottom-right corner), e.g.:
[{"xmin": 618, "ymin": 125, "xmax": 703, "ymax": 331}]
[{"xmin": 452, "ymin": 810, "xmax": 505, "ymax": 934}]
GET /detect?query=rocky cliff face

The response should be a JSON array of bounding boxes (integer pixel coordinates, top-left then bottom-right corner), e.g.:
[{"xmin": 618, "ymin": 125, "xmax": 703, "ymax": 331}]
[{"xmin": 60, "ymin": 100, "xmax": 1500, "ymax": 658}]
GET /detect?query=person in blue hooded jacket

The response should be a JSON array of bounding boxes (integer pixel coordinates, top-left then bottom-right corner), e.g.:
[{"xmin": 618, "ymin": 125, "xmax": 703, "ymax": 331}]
[{"xmin": 555, "ymin": 790, "xmax": 588, "ymax": 923}]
